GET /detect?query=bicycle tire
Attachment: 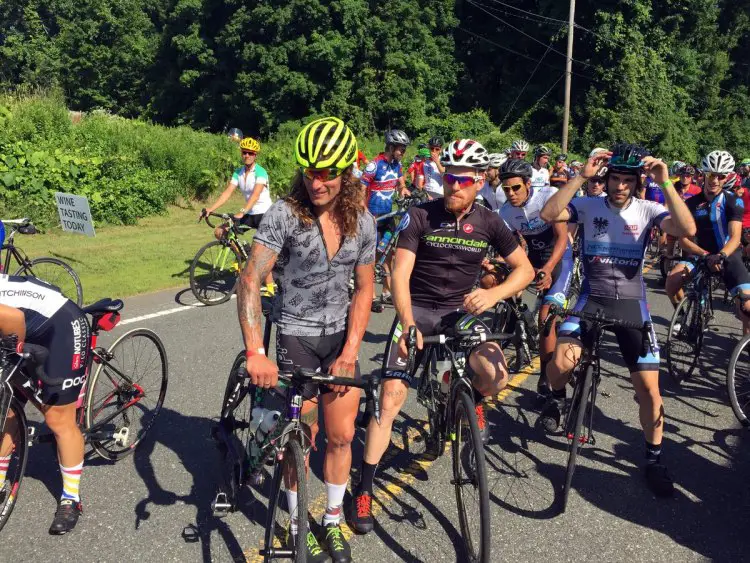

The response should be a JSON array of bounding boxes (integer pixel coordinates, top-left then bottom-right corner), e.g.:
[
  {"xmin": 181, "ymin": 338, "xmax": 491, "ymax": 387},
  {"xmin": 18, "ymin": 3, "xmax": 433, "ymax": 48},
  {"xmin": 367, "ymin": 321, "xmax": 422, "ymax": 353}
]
[
  {"xmin": 452, "ymin": 389, "xmax": 490, "ymax": 563},
  {"xmin": 264, "ymin": 438, "xmax": 308, "ymax": 563},
  {"xmin": 85, "ymin": 328, "xmax": 168, "ymax": 460},
  {"xmin": 15, "ymin": 257, "xmax": 83, "ymax": 306},
  {"xmin": 665, "ymin": 295, "xmax": 702, "ymax": 384},
  {"xmin": 0, "ymin": 399, "xmax": 29, "ymax": 533},
  {"xmin": 561, "ymin": 363, "xmax": 593, "ymax": 513},
  {"xmin": 189, "ymin": 240, "xmax": 240, "ymax": 305},
  {"xmin": 727, "ymin": 333, "xmax": 750, "ymax": 427}
]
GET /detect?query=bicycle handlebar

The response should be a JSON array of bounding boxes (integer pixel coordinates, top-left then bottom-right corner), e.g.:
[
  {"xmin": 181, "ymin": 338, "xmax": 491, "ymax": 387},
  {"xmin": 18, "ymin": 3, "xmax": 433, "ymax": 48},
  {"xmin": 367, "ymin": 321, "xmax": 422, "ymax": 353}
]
[{"xmin": 199, "ymin": 209, "xmax": 239, "ymax": 229}]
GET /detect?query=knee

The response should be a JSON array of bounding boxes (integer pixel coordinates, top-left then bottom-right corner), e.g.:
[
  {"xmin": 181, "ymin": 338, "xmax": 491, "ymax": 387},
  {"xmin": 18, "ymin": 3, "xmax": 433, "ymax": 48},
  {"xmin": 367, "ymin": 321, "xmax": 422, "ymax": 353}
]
[
  {"xmin": 44, "ymin": 409, "xmax": 77, "ymax": 436},
  {"xmin": 326, "ymin": 425, "xmax": 355, "ymax": 450},
  {"xmin": 213, "ymin": 227, "xmax": 224, "ymax": 239}
]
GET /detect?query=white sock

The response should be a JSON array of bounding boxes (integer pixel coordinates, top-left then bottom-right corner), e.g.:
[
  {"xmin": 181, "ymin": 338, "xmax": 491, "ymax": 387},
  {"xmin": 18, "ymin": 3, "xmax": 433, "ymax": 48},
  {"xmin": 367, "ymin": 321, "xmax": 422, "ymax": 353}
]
[
  {"xmin": 322, "ymin": 482, "xmax": 347, "ymax": 525},
  {"xmin": 0, "ymin": 454, "xmax": 11, "ymax": 489},
  {"xmin": 286, "ymin": 490, "xmax": 299, "ymax": 534}
]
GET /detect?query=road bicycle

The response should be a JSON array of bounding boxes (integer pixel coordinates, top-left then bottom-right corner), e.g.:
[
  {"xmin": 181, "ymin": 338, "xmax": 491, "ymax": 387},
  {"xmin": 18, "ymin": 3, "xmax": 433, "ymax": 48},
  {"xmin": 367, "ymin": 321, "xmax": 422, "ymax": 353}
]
[
  {"xmin": 1, "ymin": 218, "xmax": 83, "ymax": 306},
  {"xmin": 664, "ymin": 256, "xmax": 719, "ymax": 384},
  {"xmin": 405, "ymin": 323, "xmax": 511, "ymax": 563},
  {"xmin": 0, "ymin": 298, "xmax": 169, "ymax": 532},
  {"xmin": 189, "ymin": 211, "xmax": 251, "ymax": 305},
  {"xmin": 211, "ymin": 359, "xmax": 380, "ymax": 562},
  {"xmin": 541, "ymin": 304, "xmax": 654, "ymax": 513},
  {"xmin": 727, "ymin": 330, "xmax": 750, "ymax": 427}
]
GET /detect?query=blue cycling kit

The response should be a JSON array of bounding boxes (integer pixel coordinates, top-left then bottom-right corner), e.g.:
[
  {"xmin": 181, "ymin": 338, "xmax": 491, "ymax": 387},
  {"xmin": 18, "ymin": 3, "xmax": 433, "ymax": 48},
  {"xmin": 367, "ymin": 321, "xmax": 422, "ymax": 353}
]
[
  {"xmin": 361, "ymin": 153, "xmax": 402, "ymax": 216},
  {"xmin": 644, "ymin": 177, "xmax": 665, "ymax": 204}
]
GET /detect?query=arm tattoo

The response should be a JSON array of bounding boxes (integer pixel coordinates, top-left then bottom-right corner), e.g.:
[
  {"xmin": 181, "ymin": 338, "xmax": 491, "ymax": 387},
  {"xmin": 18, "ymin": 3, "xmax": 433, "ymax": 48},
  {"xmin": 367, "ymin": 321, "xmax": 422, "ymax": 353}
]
[{"xmin": 237, "ymin": 242, "xmax": 277, "ymax": 347}]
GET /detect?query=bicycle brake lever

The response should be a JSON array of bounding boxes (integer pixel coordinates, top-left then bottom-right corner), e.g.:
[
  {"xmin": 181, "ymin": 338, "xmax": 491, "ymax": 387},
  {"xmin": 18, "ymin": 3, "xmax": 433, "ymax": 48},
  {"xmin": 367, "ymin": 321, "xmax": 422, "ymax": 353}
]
[
  {"xmin": 641, "ymin": 322, "xmax": 655, "ymax": 356},
  {"xmin": 543, "ymin": 305, "xmax": 558, "ymax": 337},
  {"xmin": 406, "ymin": 326, "xmax": 417, "ymax": 374}
]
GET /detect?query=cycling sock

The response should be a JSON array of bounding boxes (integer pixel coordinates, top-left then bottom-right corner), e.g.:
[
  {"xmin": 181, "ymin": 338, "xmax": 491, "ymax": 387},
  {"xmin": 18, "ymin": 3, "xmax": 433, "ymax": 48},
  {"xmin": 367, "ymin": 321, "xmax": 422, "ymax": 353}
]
[
  {"xmin": 60, "ymin": 461, "xmax": 83, "ymax": 502},
  {"xmin": 551, "ymin": 387, "xmax": 566, "ymax": 400},
  {"xmin": 359, "ymin": 462, "xmax": 378, "ymax": 494},
  {"xmin": 286, "ymin": 490, "xmax": 299, "ymax": 534},
  {"xmin": 645, "ymin": 441, "xmax": 662, "ymax": 465},
  {"xmin": 265, "ymin": 282, "xmax": 276, "ymax": 296},
  {"xmin": 322, "ymin": 482, "xmax": 347, "ymax": 525},
  {"xmin": 472, "ymin": 386, "xmax": 486, "ymax": 404},
  {"xmin": 539, "ymin": 358, "xmax": 549, "ymax": 384},
  {"xmin": 0, "ymin": 454, "xmax": 10, "ymax": 488}
]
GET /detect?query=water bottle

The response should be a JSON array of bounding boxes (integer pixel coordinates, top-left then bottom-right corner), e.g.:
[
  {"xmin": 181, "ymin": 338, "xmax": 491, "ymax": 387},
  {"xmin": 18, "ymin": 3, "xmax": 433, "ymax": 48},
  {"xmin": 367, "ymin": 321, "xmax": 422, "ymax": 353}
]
[
  {"xmin": 377, "ymin": 230, "xmax": 393, "ymax": 254},
  {"xmin": 436, "ymin": 358, "xmax": 452, "ymax": 394}
]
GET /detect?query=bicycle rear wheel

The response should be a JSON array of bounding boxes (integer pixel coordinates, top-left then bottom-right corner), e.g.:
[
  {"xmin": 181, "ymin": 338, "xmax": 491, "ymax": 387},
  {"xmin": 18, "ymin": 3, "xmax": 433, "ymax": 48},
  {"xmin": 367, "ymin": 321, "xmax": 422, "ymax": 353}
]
[
  {"xmin": 0, "ymin": 399, "xmax": 28, "ymax": 533},
  {"xmin": 189, "ymin": 240, "xmax": 241, "ymax": 305},
  {"xmin": 561, "ymin": 363, "xmax": 593, "ymax": 513},
  {"xmin": 452, "ymin": 389, "xmax": 490, "ymax": 563},
  {"xmin": 15, "ymin": 257, "xmax": 83, "ymax": 306},
  {"xmin": 263, "ymin": 438, "xmax": 308, "ymax": 563},
  {"xmin": 84, "ymin": 328, "xmax": 168, "ymax": 460},
  {"xmin": 665, "ymin": 295, "xmax": 702, "ymax": 384},
  {"xmin": 727, "ymin": 334, "xmax": 750, "ymax": 427}
]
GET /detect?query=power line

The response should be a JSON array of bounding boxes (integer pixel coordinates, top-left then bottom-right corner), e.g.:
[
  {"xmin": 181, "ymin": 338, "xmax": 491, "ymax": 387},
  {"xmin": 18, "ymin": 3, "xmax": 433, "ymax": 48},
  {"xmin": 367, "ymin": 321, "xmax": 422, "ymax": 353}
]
[
  {"xmin": 500, "ymin": 40, "xmax": 556, "ymax": 128},
  {"xmin": 467, "ymin": 0, "xmax": 593, "ymax": 68},
  {"xmin": 479, "ymin": 0, "xmax": 569, "ymax": 25},
  {"xmin": 471, "ymin": 1, "xmax": 564, "ymax": 27},
  {"xmin": 456, "ymin": 26, "xmax": 598, "ymax": 82}
]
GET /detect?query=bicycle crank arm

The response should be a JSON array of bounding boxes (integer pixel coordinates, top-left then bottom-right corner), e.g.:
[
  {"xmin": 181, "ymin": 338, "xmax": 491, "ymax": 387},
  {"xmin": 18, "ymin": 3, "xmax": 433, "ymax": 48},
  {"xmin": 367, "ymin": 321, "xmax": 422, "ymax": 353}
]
[
  {"xmin": 259, "ymin": 548, "xmax": 295, "ymax": 558},
  {"xmin": 450, "ymin": 478, "xmax": 476, "ymax": 486},
  {"xmin": 85, "ymin": 424, "xmax": 130, "ymax": 446}
]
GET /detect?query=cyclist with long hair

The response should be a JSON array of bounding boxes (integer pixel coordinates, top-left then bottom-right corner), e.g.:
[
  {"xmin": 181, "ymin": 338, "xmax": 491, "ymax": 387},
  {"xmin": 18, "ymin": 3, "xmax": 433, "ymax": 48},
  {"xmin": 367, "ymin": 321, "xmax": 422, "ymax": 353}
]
[{"xmin": 237, "ymin": 117, "xmax": 376, "ymax": 563}]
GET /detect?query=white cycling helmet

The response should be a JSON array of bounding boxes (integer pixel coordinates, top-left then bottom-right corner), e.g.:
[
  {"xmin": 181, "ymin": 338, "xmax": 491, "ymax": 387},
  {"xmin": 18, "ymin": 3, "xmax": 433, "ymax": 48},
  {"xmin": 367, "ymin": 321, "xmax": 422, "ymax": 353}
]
[
  {"xmin": 503, "ymin": 147, "xmax": 512, "ymax": 156},
  {"xmin": 487, "ymin": 153, "xmax": 508, "ymax": 168},
  {"xmin": 700, "ymin": 150, "xmax": 735, "ymax": 174},
  {"xmin": 511, "ymin": 139, "xmax": 530, "ymax": 152},
  {"xmin": 441, "ymin": 139, "xmax": 490, "ymax": 170},
  {"xmin": 589, "ymin": 147, "xmax": 608, "ymax": 158}
]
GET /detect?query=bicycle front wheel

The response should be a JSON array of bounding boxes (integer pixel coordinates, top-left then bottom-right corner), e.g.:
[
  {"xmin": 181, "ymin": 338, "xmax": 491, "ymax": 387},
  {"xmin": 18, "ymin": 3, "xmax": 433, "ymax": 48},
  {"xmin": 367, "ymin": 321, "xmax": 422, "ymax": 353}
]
[
  {"xmin": 452, "ymin": 389, "xmax": 490, "ymax": 563},
  {"xmin": 727, "ymin": 334, "xmax": 750, "ymax": 427},
  {"xmin": 0, "ymin": 399, "xmax": 29, "ymax": 533},
  {"xmin": 189, "ymin": 240, "xmax": 241, "ymax": 305},
  {"xmin": 665, "ymin": 295, "xmax": 702, "ymax": 384},
  {"xmin": 84, "ymin": 328, "xmax": 168, "ymax": 460},
  {"xmin": 15, "ymin": 257, "xmax": 83, "ymax": 306},
  {"xmin": 561, "ymin": 363, "xmax": 593, "ymax": 513},
  {"xmin": 264, "ymin": 438, "xmax": 308, "ymax": 563}
]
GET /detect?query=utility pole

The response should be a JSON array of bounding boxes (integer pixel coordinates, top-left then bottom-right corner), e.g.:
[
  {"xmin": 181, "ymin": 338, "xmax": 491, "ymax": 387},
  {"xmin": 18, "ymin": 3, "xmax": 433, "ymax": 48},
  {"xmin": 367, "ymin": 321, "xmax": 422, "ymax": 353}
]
[{"xmin": 562, "ymin": 0, "xmax": 576, "ymax": 154}]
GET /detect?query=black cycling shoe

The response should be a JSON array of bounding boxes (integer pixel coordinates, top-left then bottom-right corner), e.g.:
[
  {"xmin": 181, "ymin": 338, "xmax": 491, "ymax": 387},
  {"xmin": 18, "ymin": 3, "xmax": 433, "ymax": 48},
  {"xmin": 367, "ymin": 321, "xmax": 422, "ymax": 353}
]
[
  {"xmin": 536, "ymin": 377, "xmax": 551, "ymax": 402},
  {"xmin": 49, "ymin": 498, "xmax": 83, "ymax": 535},
  {"xmin": 322, "ymin": 521, "xmax": 352, "ymax": 563},
  {"xmin": 645, "ymin": 463, "xmax": 675, "ymax": 498},
  {"xmin": 285, "ymin": 525, "xmax": 328, "ymax": 563},
  {"xmin": 538, "ymin": 397, "xmax": 563, "ymax": 434},
  {"xmin": 349, "ymin": 488, "xmax": 374, "ymax": 534}
]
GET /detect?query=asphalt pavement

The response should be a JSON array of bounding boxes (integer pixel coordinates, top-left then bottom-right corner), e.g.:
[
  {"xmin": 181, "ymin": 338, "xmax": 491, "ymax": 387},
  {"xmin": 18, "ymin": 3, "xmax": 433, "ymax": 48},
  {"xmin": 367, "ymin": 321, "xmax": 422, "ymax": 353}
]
[{"xmin": 2, "ymin": 266, "xmax": 749, "ymax": 562}]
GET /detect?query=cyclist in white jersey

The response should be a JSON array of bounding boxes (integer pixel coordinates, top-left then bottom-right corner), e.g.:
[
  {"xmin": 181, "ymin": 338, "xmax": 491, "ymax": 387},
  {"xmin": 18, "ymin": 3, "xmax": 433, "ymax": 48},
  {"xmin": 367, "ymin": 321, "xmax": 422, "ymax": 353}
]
[
  {"xmin": 422, "ymin": 136, "xmax": 445, "ymax": 199},
  {"xmin": 531, "ymin": 145, "xmax": 551, "ymax": 187},
  {"xmin": 539, "ymin": 143, "xmax": 696, "ymax": 498},
  {"xmin": 202, "ymin": 137, "xmax": 274, "ymax": 295}
]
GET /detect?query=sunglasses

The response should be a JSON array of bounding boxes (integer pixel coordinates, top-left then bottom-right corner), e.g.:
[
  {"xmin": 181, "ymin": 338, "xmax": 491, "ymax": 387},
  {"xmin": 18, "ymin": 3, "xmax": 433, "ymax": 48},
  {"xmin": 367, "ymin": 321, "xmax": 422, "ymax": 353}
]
[
  {"xmin": 502, "ymin": 182, "xmax": 525, "ymax": 193},
  {"xmin": 590, "ymin": 177, "xmax": 606, "ymax": 184},
  {"xmin": 444, "ymin": 173, "xmax": 481, "ymax": 188},
  {"xmin": 241, "ymin": 151, "xmax": 257, "ymax": 156},
  {"xmin": 300, "ymin": 167, "xmax": 345, "ymax": 181},
  {"xmin": 707, "ymin": 172, "xmax": 727, "ymax": 181}
]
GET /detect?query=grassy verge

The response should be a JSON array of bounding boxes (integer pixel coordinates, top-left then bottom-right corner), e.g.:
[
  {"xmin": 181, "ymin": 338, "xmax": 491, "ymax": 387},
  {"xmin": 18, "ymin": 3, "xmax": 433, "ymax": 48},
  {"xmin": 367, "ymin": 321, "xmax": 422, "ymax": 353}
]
[{"xmin": 13, "ymin": 193, "xmax": 250, "ymax": 303}]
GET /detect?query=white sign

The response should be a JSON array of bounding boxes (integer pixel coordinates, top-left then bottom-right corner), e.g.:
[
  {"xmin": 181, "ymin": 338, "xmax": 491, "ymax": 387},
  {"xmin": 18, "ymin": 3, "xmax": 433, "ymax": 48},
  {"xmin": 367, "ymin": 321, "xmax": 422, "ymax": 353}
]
[{"xmin": 54, "ymin": 192, "xmax": 96, "ymax": 237}]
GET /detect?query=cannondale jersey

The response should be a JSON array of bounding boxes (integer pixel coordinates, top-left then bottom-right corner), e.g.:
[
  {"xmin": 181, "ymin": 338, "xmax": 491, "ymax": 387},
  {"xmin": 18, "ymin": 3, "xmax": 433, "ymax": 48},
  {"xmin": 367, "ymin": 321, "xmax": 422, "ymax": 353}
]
[{"xmin": 567, "ymin": 196, "xmax": 668, "ymax": 299}]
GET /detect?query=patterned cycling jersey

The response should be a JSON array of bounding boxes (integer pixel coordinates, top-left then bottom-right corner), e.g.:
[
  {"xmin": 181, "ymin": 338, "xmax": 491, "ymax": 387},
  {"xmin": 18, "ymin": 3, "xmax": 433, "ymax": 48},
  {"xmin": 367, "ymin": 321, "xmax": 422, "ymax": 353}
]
[
  {"xmin": 685, "ymin": 190, "xmax": 744, "ymax": 254},
  {"xmin": 644, "ymin": 178, "xmax": 665, "ymax": 204},
  {"xmin": 568, "ymin": 197, "xmax": 668, "ymax": 299},
  {"xmin": 362, "ymin": 153, "xmax": 403, "ymax": 216},
  {"xmin": 0, "ymin": 275, "xmax": 69, "ymax": 338},
  {"xmin": 500, "ymin": 186, "xmax": 569, "ymax": 265},
  {"xmin": 397, "ymin": 200, "xmax": 518, "ymax": 308}
]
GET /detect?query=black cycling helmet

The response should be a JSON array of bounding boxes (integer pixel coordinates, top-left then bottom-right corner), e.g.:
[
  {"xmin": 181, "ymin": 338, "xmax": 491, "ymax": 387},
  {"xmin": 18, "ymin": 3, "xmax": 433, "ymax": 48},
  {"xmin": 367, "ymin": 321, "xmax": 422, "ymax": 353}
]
[
  {"xmin": 417, "ymin": 143, "xmax": 428, "ymax": 150},
  {"xmin": 679, "ymin": 164, "xmax": 696, "ymax": 176},
  {"xmin": 385, "ymin": 129, "xmax": 410, "ymax": 146},
  {"xmin": 428, "ymin": 136, "xmax": 444, "ymax": 148},
  {"xmin": 499, "ymin": 158, "xmax": 533, "ymax": 180},
  {"xmin": 555, "ymin": 153, "xmax": 567, "ymax": 162},
  {"xmin": 608, "ymin": 143, "xmax": 650, "ymax": 173},
  {"xmin": 534, "ymin": 145, "xmax": 551, "ymax": 157}
]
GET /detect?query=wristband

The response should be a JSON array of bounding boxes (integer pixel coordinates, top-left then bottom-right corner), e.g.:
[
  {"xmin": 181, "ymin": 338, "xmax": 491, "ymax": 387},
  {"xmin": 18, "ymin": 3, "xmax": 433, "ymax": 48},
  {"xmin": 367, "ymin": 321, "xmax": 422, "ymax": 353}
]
[
  {"xmin": 660, "ymin": 180, "xmax": 674, "ymax": 189},
  {"xmin": 719, "ymin": 251, "xmax": 727, "ymax": 259},
  {"xmin": 246, "ymin": 348, "xmax": 266, "ymax": 358}
]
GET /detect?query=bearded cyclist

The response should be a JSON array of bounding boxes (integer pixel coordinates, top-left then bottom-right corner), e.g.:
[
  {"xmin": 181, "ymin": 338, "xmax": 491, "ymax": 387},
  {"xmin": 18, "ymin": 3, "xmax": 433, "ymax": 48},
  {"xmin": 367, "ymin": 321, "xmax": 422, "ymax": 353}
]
[
  {"xmin": 238, "ymin": 117, "xmax": 376, "ymax": 563},
  {"xmin": 531, "ymin": 145, "xmax": 551, "ymax": 187},
  {"xmin": 510, "ymin": 139, "xmax": 529, "ymax": 161},
  {"xmin": 539, "ymin": 143, "xmax": 696, "ymax": 498},
  {"xmin": 350, "ymin": 139, "xmax": 534, "ymax": 534},
  {"xmin": 550, "ymin": 154, "xmax": 572, "ymax": 188},
  {"xmin": 362, "ymin": 129, "xmax": 410, "ymax": 308},
  {"xmin": 498, "ymin": 159, "xmax": 574, "ymax": 397},
  {"xmin": 665, "ymin": 150, "xmax": 750, "ymax": 335},
  {"xmin": 422, "ymin": 136, "xmax": 446, "ymax": 200}
]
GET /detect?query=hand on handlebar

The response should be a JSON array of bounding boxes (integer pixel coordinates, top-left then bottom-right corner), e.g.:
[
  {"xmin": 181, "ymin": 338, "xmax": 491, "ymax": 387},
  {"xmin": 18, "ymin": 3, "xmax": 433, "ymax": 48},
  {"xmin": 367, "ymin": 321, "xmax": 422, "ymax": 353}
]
[
  {"xmin": 246, "ymin": 353, "xmax": 279, "ymax": 389},
  {"xmin": 233, "ymin": 212, "xmax": 245, "ymax": 220},
  {"xmin": 398, "ymin": 325, "xmax": 423, "ymax": 359},
  {"xmin": 327, "ymin": 354, "xmax": 356, "ymax": 394},
  {"xmin": 706, "ymin": 253, "xmax": 724, "ymax": 273},
  {"xmin": 534, "ymin": 269, "xmax": 552, "ymax": 291},
  {"xmin": 198, "ymin": 208, "xmax": 209, "ymax": 222}
]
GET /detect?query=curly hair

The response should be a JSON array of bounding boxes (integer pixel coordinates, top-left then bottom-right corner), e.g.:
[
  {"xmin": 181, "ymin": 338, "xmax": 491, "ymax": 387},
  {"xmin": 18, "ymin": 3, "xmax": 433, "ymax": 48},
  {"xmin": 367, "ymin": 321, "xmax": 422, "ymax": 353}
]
[{"xmin": 284, "ymin": 167, "xmax": 366, "ymax": 237}]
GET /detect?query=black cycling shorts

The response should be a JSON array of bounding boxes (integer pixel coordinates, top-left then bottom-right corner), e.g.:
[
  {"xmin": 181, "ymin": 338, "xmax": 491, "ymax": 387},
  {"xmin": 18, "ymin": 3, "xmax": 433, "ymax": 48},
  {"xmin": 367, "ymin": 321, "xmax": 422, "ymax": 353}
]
[
  {"xmin": 742, "ymin": 227, "xmax": 750, "ymax": 247},
  {"xmin": 678, "ymin": 251, "xmax": 750, "ymax": 297},
  {"xmin": 27, "ymin": 301, "xmax": 91, "ymax": 406},
  {"xmin": 275, "ymin": 331, "xmax": 360, "ymax": 400},
  {"xmin": 239, "ymin": 213, "xmax": 264, "ymax": 230},
  {"xmin": 382, "ymin": 305, "xmax": 494, "ymax": 385},
  {"xmin": 558, "ymin": 294, "xmax": 659, "ymax": 373}
]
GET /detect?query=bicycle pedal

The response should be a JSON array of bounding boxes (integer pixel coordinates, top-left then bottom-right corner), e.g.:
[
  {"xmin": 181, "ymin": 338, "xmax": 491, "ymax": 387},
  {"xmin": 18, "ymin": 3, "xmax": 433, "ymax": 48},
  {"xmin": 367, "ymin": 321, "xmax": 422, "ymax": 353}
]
[
  {"xmin": 114, "ymin": 426, "xmax": 130, "ymax": 447},
  {"xmin": 211, "ymin": 492, "xmax": 232, "ymax": 517},
  {"xmin": 27, "ymin": 425, "xmax": 36, "ymax": 447}
]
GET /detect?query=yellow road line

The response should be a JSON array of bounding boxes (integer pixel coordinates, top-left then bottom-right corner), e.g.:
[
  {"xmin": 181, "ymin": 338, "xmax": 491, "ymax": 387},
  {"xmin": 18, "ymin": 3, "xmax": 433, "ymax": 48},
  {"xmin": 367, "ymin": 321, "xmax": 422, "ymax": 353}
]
[{"xmin": 244, "ymin": 358, "xmax": 539, "ymax": 561}]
